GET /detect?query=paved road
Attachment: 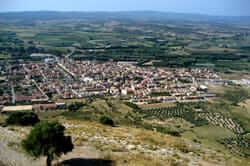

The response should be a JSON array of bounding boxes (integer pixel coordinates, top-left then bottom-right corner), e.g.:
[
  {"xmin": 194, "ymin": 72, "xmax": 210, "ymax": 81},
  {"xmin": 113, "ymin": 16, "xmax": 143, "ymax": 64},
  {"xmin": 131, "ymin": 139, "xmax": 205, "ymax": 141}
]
[
  {"xmin": 11, "ymin": 84, "xmax": 15, "ymax": 104},
  {"xmin": 65, "ymin": 47, "xmax": 75, "ymax": 58}
]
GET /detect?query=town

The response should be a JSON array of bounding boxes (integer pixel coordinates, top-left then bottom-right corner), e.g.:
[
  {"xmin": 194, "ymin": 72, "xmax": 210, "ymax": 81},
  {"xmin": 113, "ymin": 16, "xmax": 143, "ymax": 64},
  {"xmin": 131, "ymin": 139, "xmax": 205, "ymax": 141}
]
[{"xmin": 0, "ymin": 53, "xmax": 225, "ymax": 111}]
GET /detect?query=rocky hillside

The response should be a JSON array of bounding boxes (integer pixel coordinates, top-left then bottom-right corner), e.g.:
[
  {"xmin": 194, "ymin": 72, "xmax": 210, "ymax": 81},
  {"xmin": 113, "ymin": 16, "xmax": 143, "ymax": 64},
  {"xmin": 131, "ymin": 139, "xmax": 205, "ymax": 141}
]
[{"xmin": 0, "ymin": 98, "xmax": 250, "ymax": 166}]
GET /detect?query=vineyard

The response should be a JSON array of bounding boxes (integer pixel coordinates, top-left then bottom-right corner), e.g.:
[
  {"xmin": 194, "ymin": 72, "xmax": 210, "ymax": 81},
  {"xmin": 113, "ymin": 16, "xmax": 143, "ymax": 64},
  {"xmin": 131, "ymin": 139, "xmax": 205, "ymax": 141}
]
[
  {"xmin": 198, "ymin": 112, "xmax": 244, "ymax": 134},
  {"xmin": 139, "ymin": 102, "xmax": 208, "ymax": 127},
  {"xmin": 219, "ymin": 135, "xmax": 250, "ymax": 157},
  {"xmin": 137, "ymin": 102, "xmax": 250, "ymax": 157},
  {"xmin": 139, "ymin": 102, "xmax": 245, "ymax": 134}
]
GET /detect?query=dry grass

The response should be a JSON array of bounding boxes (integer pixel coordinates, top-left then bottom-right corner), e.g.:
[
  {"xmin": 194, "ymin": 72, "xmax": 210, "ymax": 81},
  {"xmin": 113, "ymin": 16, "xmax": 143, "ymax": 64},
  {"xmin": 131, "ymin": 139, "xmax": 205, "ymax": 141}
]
[
  {"xmin": 134, "ymin": 129, "xmax": 175, "ymax": 147},
  {"xmin": 239, "ymin": 99, "xmax": 250, "ymax": 108},
  {"xmin": 224, "ymin": 157, "xmax": 250, "ymax": 166},
  {"xmin": 2, "ymin": 96, "xmax": 248, "ymax": 166},
  {"xmin": 91, "ymin": 100, "xmax": 111, "ymax": 112},
  {"xmin": 1, "ymin": 112, "xmax": 249, "ymax": 166},
  {"xmin": 103, "ymin": 152, "xmax": 185, "ymax": 166},
  {"xmin": 139, "ymin": 102, "xmax": 176, "ymax": 110},
  {"xmin": 219, "ymin": 72, "xmax": 249, "ymax": 80},
  {"xmin": 58, "ymin": 117, "xmax": 250, "ymax": 166},
  {"xmin": 61, "ymin": 119, "xmax": 189, "ymax": 165},
  {"xmin": 63, "ymin": 119, "xmax": 178, "ymax": 146},
  {"xmin": 110, "ymin": 100, "xmax": 133, "ymax": 113},
  {"xmin": 0, "ymin": 114, "xmax": 6, "ymax": 125},
  {"xmin": 56, "ymin": 98, "xmax": 87, "ymax": 105}
]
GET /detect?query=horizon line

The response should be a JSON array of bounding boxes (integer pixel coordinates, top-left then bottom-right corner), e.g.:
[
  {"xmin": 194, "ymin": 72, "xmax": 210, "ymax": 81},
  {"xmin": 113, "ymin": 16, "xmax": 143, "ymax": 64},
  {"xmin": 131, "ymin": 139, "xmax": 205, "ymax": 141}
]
[{"xmin": 0, "ymin": 10, "xmax": 250, "ymax": 17}]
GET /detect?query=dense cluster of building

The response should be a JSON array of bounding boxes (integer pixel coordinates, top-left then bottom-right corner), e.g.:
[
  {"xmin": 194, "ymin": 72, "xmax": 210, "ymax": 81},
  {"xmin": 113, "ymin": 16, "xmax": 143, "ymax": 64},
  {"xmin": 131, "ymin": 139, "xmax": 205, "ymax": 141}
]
[
  {"xmin": 58, "ymin": 60, "xmax": 220, "ymax": 104},
  {"xmin": 0, "ymin": 66, "xmax": 48, "ymax": 106},
  {"xmin": 0, "ymin": 58, "xmax": 222, "ymax": 108}
]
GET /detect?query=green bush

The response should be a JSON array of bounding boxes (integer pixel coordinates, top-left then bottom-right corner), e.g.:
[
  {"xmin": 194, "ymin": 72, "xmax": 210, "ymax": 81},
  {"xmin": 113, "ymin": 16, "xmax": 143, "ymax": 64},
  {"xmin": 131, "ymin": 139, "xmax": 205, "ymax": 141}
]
[
  {"xmin": 150, "ymin": 91, "xmax": 171, "ymax": 97},
  {"xmin": 124, "ymin": 102, "xmax": 140, "ymax": 110},
  {"xmin": 166, "ymin": 130, "xmax": 181, "ymax": 137},
  {"xmin": 6, "ymin": 111, "xmax": 40, "ymax": 126},
  {"xmin": 153, "ymin": 126, "xmax": 181, "ymax": 137},
  {"xmin": 99, "ymin": 116, "xmax": 114, "ymax": 126},
  {"xmin": 224, "ymin": 88, "xmax": 249, "ymax": 106},
  {"xmin": 68, "ymin": 102, "xmax": 85, "ymax": 111}
]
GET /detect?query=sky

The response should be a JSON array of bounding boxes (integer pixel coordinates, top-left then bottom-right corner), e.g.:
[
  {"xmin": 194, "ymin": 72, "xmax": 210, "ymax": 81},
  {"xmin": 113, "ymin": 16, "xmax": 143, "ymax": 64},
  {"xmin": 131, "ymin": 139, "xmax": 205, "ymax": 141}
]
[{"xmin": 1, "ymin": 0, "xmax": 250, "ymax": 16}]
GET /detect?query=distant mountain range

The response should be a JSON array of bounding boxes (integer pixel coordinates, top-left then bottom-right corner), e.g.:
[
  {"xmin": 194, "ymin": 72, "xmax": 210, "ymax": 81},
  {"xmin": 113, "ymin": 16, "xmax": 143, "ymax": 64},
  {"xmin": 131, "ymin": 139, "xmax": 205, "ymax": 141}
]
[{"xmin": 0, "ymin": 11, "xmax": 250, "ymax": 25}]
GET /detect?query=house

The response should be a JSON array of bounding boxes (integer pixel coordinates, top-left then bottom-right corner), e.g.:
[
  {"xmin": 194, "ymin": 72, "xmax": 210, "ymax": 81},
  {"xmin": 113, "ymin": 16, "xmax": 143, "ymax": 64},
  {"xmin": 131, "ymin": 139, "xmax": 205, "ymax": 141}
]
[
  {"xmin": 32, "ymin": 104, "xmax": 57, "ymax": 111},
  {"xmin": 2, "ymin": 105, "xmax": 33, "ymax": 113},
  {"xmin": 32, "ymin": 103, "xmax": 66, "ymax": 111},
  {"xmin": 121, "ymin": 89, "xmax": 127, "ymax": 95},
  {"xmin": 30, "ymin": 53, "xmax": 53, "ymax": 59},
  {"xmin": 199, "ymin": 85, "xmax": 208, "ymax": 91}
]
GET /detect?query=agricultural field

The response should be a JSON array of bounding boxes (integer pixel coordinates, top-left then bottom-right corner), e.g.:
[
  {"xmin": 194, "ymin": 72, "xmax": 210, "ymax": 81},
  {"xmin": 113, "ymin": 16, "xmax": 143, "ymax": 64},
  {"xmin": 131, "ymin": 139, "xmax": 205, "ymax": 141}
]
[
  {"xmin": 182, "ymin": 124, "xmax": 236, "ymax": 151},
  {"xmin": 0, "ymin": 54, "xmax": 9, "ymax": 59},
  {"xmin": 0, "ymin": 12, "xmax": 250, "ymax": 73}
]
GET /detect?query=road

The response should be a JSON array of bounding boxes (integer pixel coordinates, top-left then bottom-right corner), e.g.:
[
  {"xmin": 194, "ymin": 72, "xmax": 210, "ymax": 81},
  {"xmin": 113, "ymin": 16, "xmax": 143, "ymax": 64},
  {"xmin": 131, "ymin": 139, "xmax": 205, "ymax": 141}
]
[
  {"xmin": 11, "ymin": 84, "xmax": 15, "ymax": 104},
  {"xmin": 31, "ymin": 79, "xmax": 49, "ymax": 100},
  {"xmin": 64, "ymin": 47, "xmax": 75, "ymax": 58}
]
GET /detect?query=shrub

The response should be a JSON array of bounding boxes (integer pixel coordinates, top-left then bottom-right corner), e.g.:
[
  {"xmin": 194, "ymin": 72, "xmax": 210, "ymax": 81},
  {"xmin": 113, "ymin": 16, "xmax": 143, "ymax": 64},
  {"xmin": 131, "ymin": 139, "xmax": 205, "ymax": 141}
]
[
  {"xmin": 124, "ymin": 102, "xmax": 140, "ymax": 110},
  {"xmin": 224, "ymin": 88, "xmax": 249, "ymax": 106},
  {"xmin": 68, "ymin": 102, "xmax": 85, "ymax": 111},
  {"xmin": 6, "ymin": 111, "xmax": 40, "ymax": 126},
  {"xmin": 167, "ymin": 130, "xmax": 181, "ymax": 137},
  {"xmin": 99, "ymin": 116, "xmax": 114, "ymax": 126}
]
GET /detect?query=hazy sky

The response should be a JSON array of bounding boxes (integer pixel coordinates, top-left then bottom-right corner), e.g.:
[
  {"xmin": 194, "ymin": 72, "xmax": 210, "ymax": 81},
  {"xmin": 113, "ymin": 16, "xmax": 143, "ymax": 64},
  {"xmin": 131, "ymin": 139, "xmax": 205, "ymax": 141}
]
[{"xmin": 1, "ymin": 0, "xmax": 250, "ymax": 16}]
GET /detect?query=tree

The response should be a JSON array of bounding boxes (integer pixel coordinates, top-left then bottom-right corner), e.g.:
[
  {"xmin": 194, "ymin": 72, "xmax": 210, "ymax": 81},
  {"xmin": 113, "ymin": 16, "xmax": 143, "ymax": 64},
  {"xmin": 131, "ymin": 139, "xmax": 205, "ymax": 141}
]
[
  {"xmin": 6, "ymin": 111, "xmax": 40, "ymax": 126},
  {"xmin": 68, "ymin": 102, "xmax": 84, "ymax": 112},
  {"xmin": 224, "ymin": 88, "xmax": 249, "ymax": 106},
  {"xmin": 22, "ymin": 122, "xmax": 74, "ymax": 166},
  {"xmin": 99, "ymin": 116, "xmax": 114, "ymax": 126}
]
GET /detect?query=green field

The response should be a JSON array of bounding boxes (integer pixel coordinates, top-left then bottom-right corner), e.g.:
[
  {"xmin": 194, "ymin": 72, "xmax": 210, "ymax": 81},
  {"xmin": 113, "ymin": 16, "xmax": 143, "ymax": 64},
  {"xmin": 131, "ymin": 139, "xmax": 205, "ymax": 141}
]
[
  {"xmin": 0, "ymin": 54, "xmax": 9, "ymax": 59},
  {"xmin": 1, "ymin": 12, "xmax": 250, "ymax": 71},
  {"xmin": 182, "ymin": 125, "xmax": 236, "ymax": 151}
]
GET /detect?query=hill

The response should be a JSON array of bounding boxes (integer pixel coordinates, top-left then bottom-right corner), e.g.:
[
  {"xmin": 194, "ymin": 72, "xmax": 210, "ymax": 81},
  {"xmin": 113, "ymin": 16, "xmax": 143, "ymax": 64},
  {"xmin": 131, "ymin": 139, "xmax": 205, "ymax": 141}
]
[{"xmin": 0, "ymin": 11, "xmax": 250, "ymax": 24}]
